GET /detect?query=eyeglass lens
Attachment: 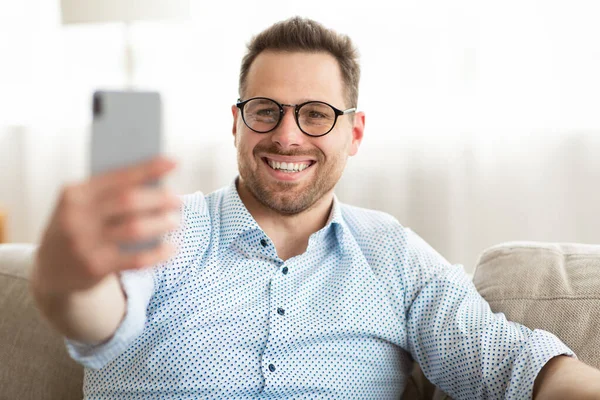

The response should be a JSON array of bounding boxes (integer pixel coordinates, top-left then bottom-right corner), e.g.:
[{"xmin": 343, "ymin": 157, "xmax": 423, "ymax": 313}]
[{"xmin": 242, "ymin": 98, "xmax": 336, "ymax": 136}]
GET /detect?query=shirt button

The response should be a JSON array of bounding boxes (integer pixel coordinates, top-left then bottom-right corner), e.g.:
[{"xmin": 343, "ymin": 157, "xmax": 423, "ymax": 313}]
[
  {"xmin": 260, "ymin": 239, "xmax": 268, "ymax": 247},
  {"xmin": 277, "ymin": 307, "xmax": 285, "ymax": 316},
  {"xmin": 282, "ymin": 267, "xmax": 289, "ymax": 275},
  {"xmin": 268, "ymin": 364, "xmax": 276, "ymax": 372}
]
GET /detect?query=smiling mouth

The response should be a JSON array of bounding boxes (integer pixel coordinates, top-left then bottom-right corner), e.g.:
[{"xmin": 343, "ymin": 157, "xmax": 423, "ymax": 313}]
[{"xmin": 262, "ymin": 157, "xmax": 315, "ymax": 173}]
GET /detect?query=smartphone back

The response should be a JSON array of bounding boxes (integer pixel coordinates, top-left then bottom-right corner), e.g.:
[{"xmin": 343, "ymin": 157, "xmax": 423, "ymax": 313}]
[
  {"xmin": 91, "ymin": 90, "xmax": 162, "ymax": 176},
  {"xmin": 91, "ymin": 90, "xmax": 163, "ymax": 252}
]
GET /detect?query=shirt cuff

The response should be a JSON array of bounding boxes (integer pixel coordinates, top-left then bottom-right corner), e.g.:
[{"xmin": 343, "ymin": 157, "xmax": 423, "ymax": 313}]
[
  {"xmin": 64, "ymin": 269, "xmax": 155, "ymax": 370},
  {"xmin": 507, "ymin": 328, "xmax": 577, "ymax": 399}
]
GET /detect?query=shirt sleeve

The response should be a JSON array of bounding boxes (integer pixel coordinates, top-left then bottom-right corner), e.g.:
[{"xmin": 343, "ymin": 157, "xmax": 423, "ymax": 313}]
[
  {"xmin": 63, "ymin": 196, "xmax": 192, "ymax": 370},
  {"xmin": 64, "ymin": 267, "xmax": 155, "ymax": 370},
  {"xmin": 400, "ymin": 229, "xmax": 576, "ymax": 399}
]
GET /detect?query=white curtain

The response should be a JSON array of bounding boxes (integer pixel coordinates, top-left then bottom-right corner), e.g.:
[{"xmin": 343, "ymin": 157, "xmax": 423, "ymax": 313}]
[{"xmin": 1, "ymin": 0, "xmax": 600, "ymax": 272}]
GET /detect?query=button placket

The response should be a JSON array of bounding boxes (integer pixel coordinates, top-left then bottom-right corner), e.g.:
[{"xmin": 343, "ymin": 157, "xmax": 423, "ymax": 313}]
[
  {"xmin": 259, "ymin": 237, "xmax": 281, "ymax": 263},
  {"xmin": 272, "ymin": 260, "xmax": 292, "ymax": 319},
  {"xmin": 263, "ymin": 259, "xmax": 293, "ymax": 380},
  {"xmin": 269, "ymin": 275, "xmax": 289, "ymax": 323},
  {"xmin": 261, "ymin": 277, "xmax": 277, "ymax": 380}
]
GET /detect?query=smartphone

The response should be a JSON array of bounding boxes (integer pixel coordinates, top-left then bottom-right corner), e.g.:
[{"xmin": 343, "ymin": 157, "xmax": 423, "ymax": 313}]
[
  {"xmin": 91, "ymin": 90, "xmax": 163, "ymax": 252},
  {"xmin": 91, "ymin": 90, "xmax": 162, "ymax": 175}
]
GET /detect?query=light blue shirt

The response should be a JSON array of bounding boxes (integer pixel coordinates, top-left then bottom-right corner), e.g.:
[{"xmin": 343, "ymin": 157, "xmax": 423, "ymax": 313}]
[{"xmin": 67, "ymin": 180, "xmax": 574, "ymax": 399}]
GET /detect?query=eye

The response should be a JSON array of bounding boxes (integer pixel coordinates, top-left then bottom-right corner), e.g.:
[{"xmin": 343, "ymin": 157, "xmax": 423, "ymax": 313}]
[
  {"xmin": 300, "ymin": 103, "xmax": 335, "ymax": 123},
  {"xmin": 308, "ymin": 111, "xmax": 327, "ymax": 119},
  {"xmin": 256, "ymin": 108, "xmax": 278, "ymax": 117}
]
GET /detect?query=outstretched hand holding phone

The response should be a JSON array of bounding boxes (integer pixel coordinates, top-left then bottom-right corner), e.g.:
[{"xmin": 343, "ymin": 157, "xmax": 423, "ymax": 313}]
[
  {"xmin": 30, "ymin": 90, "xmax": 178, "ymax": 344},
  {"xmin": 30, "ymin": 157, "xmax": 181, "ymax": 344}
]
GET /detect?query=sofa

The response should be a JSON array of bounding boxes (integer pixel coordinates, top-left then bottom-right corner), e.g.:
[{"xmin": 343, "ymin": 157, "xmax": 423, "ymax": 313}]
[{"xmin": 1, "ymin": 242, "xmax": 599, "ymax": 399}]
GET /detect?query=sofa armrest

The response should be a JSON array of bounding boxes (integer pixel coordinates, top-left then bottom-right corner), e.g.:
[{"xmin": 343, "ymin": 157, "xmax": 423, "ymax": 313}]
[
  {"xmin": 0, "ymin": 243, "xmax": 84, "ymax": 400},
  {"xmin": 473, "ymin": 241, "xmax": 600, "ymax": 369},
  {"xmin": 0, "ymin": 243, "xmax": 37, "ymax": 278}
]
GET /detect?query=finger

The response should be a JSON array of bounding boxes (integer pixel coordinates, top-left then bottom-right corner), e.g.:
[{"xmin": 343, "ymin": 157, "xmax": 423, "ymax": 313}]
[
  {"xmin": 104, "ymin": 212, "xmax": 180, "ymax": 243},
  {"xmin": 59, "ymin": 183, "xmax": 93, "ymax": 212},
  {"xmin": 115, "ymin": 242, "xmax": 178, "ymax": 271},
  {"xmin": 90, "ymin": 157, "xmax": 176, "ymax": 197},
  {"xmin": 54, "ymin": 201, "xmax": 104, "ymax": 254},
  {"xmin": 81, "ymin": 243, "xmax": 123, "ymax": 280},
  {"xmin": 100, "ymin": 187, "xmax": 181, "ymax": 219}
]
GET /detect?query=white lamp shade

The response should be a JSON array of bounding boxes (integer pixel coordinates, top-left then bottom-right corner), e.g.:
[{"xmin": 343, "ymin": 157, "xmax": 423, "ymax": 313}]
[{"xmin": 60, "ymin": 0, "xmax": 190, "ymax": 24}]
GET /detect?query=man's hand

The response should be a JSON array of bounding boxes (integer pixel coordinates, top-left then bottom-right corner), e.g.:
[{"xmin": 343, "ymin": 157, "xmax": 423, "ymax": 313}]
[
  {"xmin": 534, "ymin": 355, "xmax": 600, "ymax": 399},
  {"xmin": 30, "ymin": 157, "xmax": 181, "ymax": 343}
]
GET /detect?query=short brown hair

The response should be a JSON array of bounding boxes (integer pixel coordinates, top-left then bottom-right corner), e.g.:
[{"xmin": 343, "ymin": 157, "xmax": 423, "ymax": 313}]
[{"xmin": 239, "ymin": 17, "xmax": 360, "ymax": 108}]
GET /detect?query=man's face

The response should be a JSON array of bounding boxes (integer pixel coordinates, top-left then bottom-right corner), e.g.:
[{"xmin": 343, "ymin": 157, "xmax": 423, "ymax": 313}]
[{"xmin": 232, "ymin": 51, "xmax": 365, "ymax": 215}]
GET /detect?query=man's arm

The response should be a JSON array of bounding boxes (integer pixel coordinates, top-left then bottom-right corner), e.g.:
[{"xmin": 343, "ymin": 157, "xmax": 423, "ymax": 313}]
[
  {"xmin": 31, "ymin": 270, "xmax": 126, "ymax": 344},
  {"xmin": 30, "ymin": 157, "xmax": 180, "ymax": 345},
  {"xmin": 397, "ymin": 228, "xmax": 577, "ymax": 399},
  {"xmin": 534, "ymin": 356, "xmax": 600, "ymax": 399}
]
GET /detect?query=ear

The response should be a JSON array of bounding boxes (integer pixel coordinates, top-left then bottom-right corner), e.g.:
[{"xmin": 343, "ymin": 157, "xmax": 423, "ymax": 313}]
[
  {"xmin": 231, "ymin": 105, "xmax": 239, "ymax": 146},
  {"xmin": 348, "ymin": 111, "xmax": 365, "ymax": 156}
]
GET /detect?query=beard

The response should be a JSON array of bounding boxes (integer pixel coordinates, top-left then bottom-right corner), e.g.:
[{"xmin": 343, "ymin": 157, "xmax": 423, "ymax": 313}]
[{"xmin": 237, "ymin": 141, "xmax": 345, "ymax": 215}]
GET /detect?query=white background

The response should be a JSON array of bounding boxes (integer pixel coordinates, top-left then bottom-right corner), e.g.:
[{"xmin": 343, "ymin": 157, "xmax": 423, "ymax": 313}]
[{"xmin": 1, "ymin": 0, "xmax": 600, "ymax": 271}]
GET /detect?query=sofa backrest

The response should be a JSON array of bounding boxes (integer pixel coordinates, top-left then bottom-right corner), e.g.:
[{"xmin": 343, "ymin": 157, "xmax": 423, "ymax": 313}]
[{"xmin": 0, "ymin": 244, "xmax": 83, "ymax": 400}]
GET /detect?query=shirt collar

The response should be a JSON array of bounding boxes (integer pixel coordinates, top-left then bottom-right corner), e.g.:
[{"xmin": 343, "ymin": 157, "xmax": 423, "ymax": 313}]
[
  {"xmin": 220, "ymin": 179, "xmax": 263, "ymax": 250},
  {"xmin": 220, "ymin": 177, "xmax": 347, "ymax": 250},
  {"xmin": 327, "ymin": 194, "xmax": 344, "ymax": 228},
  {"xmin": 314, "ymin": 193, "xmax": 348, "ymax": 254}
]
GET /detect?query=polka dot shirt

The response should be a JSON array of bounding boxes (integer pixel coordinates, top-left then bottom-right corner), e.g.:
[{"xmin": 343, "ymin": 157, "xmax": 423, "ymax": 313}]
[{"xmin": 66, "ymin": 180, "xmax": 574, "ymax": 399}]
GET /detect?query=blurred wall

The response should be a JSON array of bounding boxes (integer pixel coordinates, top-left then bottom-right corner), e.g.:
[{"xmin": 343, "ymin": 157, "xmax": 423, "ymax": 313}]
[{"xmin": 1, "ymin": 0, "xmax": 600, "ymax": 271}]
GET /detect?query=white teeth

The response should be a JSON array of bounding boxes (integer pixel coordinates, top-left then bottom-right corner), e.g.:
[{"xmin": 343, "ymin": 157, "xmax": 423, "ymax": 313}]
[{"xmin": 267, "ymin": 159, "xmax": 311, "ymax": 172}]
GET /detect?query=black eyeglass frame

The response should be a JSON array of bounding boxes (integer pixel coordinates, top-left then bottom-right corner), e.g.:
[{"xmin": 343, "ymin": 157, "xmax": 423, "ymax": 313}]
[{"xmin": 235, "ymin": 97, "xmax": 356, "ymax": 137}]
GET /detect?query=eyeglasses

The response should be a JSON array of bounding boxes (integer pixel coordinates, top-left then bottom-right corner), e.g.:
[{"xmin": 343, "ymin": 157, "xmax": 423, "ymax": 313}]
[{"xmin": 236, "ymin": 97, "xmax": 356, "ymax": 137}]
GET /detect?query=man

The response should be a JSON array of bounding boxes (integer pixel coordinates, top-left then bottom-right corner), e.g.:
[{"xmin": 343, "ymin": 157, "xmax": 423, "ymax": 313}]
[{"xmin": 31, "ymin": 17, "xmax": 600, "ymax": 399}]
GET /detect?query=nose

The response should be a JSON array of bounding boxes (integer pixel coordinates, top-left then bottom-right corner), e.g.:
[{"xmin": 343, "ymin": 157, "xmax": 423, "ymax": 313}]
[{"xmin": 270, "ymin": 106, "xmax": 306, "ymax": 149}]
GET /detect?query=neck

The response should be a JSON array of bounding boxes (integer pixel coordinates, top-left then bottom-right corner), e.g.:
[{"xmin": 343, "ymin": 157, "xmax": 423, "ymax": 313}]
[{"xmin": 236, "ymin": 179, "xmax": 334, "ymax": 260}]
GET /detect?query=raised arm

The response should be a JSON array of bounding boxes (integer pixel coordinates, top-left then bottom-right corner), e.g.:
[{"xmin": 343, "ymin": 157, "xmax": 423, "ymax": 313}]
[{"xmin": 30, "ymin": 157, "xmax": 180, "ymax": 344}]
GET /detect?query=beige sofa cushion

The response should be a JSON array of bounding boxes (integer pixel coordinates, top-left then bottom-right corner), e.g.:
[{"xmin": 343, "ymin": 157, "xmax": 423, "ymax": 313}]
[
  {"xmin": 0, "ymin": 244, "xmax": 83, "ymax": 400},
  {"xmin": 2, "ymin": 242, "xmax": 598, "ymax": 399},
  {"xmin": 473, "ymin": 242, "xmax": 600, "ymax": 369}
]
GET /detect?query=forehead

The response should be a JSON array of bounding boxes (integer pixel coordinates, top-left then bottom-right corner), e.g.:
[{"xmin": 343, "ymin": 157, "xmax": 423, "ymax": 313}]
[{"xmin": 244, "ymin": 51, "xmax": 346, "ymax": 106}]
